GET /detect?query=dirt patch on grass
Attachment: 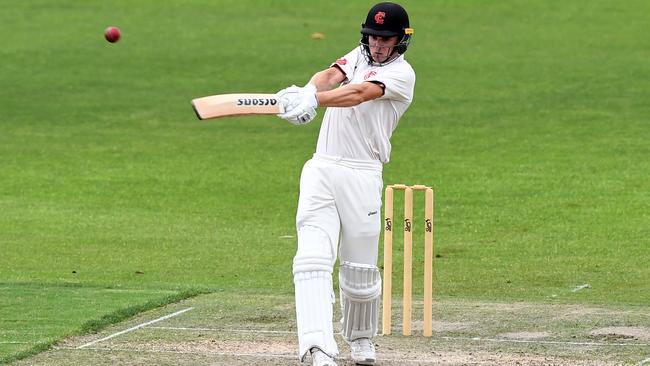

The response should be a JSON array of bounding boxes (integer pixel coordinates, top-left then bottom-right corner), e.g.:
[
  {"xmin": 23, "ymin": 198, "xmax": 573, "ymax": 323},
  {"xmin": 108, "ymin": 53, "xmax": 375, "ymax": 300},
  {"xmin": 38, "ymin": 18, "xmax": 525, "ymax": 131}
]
[
  {"xmin": 137, "ymin": 339, "xmax": 297, "ymax": 355},
  {"xmin": 589, "ymin": 326, "xmax": 650, "ymax": 341}
]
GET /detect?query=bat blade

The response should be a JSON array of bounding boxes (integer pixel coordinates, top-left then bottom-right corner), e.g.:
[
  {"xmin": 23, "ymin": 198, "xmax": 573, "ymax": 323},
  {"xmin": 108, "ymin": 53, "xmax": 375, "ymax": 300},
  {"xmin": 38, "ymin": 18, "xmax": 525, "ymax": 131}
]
[{"xmin": 191, "ymin": 93, "xmax": 284, "ymax": 120}]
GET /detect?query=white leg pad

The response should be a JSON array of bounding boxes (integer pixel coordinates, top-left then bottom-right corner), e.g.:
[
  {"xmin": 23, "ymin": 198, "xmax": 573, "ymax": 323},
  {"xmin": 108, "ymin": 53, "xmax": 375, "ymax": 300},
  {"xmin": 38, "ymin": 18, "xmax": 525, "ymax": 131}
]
[
  {"xmin": 293, "ymin": 226, "xmax": 339, "ymax": 360},
  {"xmin": 339, "ymin": 261, "xmax": 381, "ymax": 341}
]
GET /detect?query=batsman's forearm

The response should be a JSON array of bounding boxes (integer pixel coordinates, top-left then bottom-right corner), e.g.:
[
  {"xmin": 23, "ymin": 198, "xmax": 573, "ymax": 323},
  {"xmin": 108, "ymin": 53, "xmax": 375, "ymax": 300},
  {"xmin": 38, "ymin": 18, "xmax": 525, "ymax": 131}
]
[{"xmin": 316, "ymin": 84, "xmax": 380, "ymax": 107}]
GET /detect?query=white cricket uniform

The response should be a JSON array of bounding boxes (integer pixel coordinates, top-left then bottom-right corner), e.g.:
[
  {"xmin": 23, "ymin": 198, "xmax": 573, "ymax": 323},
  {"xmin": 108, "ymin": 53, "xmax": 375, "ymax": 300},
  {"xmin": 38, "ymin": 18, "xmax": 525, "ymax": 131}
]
[
  {"xmin": 316, "ymin": 47, "xmax": 415, "ymax": 163},
  {"xmin": 293, "ymin": 47, "xmax": 415, "ymax": 360}
]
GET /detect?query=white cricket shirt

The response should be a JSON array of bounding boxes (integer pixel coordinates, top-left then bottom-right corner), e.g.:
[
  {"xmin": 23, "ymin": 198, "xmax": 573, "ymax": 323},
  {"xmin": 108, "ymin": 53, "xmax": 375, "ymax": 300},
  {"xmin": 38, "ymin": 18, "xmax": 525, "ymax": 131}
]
[{"xmin": 315, "ymin": 47, "xmax": 415, "ymax": 163}]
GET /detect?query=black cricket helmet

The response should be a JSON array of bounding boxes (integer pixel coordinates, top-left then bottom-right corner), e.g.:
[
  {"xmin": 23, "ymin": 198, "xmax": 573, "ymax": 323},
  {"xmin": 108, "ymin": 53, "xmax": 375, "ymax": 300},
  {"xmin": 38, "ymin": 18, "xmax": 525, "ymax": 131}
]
[{"xmin": 360, "ymin": 2, "xmax": 413, "ymax": 64}]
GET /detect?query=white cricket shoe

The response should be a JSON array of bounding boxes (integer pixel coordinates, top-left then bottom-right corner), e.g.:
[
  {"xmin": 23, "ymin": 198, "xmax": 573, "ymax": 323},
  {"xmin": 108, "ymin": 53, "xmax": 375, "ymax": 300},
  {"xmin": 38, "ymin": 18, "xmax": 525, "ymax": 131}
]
[
  {"xmin": 348, "ymin": 338, "xmax": 376, "ymax": 365},
  {"xmin": 311, "ymin": 347, "xmax": 337, "ymax": 366}
]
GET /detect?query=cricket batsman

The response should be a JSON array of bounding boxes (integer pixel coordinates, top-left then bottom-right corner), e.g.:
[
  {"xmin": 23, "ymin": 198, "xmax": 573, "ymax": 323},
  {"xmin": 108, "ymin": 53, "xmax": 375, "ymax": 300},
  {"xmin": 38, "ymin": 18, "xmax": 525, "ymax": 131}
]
[{"xmin": 276, "ymin": 3, "xmax": 415, "ymax": 365}]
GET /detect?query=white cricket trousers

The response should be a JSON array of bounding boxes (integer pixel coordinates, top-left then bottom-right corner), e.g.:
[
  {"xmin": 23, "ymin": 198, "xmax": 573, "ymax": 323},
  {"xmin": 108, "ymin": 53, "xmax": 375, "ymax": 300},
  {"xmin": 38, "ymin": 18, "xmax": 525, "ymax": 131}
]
[{"xmin": 293, "ymin": 153, "xmax": 383, "ymax": 359}]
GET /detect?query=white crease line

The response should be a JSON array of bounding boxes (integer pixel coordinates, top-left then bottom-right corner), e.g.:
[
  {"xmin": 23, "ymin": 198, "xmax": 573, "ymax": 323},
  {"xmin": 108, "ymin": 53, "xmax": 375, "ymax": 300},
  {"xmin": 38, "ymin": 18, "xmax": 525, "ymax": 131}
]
[
  {"xmin": 62, "ymin": 346, "xmax": 296, "ymax": 359},
  {"xmin": 440, "ymin": 336, "xmax": 650, "ymax": 347},
  {"xmin": 77, "ymin": 307, "xmax": 193, "ymax": 349},
  {"xmin": 147, "ymin": 326, "xmax": 294, "ymax": 334}
]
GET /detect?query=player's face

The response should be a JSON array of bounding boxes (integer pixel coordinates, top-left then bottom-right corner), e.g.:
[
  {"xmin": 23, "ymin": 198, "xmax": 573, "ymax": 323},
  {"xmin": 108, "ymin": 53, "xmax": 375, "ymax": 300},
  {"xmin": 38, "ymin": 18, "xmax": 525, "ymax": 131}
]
[{"xmin": 368, "ymin": 35, "xmax": 400, "ymax": 63}]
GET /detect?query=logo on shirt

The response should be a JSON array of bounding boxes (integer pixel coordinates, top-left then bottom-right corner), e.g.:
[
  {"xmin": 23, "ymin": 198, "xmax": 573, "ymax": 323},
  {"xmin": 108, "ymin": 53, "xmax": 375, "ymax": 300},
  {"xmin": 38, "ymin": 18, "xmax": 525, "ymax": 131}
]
[
  {"xmin": 374, "ymin": 11, "xmax": 386, "ymax": 24},
  {"xmin": 336, "ymin": 58, "xmax": 347, "ymax": 65},
  {"xmin": 367, "ymin": 211, "xmax": 378, "ymax": 216},
  {"xmin": 364, "ymin": 70, "xmax": 377, "ymax": 80}
]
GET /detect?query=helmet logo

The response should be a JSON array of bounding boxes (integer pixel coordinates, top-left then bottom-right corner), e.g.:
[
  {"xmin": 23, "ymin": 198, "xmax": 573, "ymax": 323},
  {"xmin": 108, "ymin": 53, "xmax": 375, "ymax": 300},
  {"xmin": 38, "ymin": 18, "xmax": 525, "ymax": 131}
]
[{"xmin": 374, "ymin": 11, "xmax": 385, "ymax": 24}]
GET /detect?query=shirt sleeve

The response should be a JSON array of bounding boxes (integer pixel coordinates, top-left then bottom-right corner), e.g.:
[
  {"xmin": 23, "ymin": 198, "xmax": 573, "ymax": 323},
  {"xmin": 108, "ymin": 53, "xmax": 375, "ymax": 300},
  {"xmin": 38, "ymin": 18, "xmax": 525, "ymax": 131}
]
[
  {"xmin": 365, "ymin": 63, "xmax": 415, "ymax": 103},
  {"xmin": 329, "ymin": 48, "xmax": 361, "ymax": 82}
]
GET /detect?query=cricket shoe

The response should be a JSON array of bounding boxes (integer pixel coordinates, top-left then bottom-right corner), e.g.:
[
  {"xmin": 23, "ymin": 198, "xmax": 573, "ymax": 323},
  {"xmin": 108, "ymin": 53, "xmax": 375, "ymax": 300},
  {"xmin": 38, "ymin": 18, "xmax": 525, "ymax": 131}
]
[
  {"xmin": 348, "ymin": 338, "xmax": 376, "ymax": 365},
  {"xmin": 311, "ymin": 347, "xmax": 337, "ymax": 366}
]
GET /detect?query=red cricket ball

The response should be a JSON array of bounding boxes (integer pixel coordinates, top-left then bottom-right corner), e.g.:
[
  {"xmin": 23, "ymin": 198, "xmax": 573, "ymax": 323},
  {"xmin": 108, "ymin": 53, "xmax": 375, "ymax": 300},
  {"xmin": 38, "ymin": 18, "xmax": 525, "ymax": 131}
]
[{"xmin": 104, "ymin": 26, "xmax": 121, "ymax": 43}]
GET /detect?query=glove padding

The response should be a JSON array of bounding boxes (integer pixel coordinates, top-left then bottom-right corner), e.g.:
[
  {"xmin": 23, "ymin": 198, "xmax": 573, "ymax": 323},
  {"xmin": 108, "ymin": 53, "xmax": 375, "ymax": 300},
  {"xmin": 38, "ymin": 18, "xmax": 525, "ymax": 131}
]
[
  {"xmin": 276, "ymin": 84, "xmax": 301, "ymax": 110},
  {"xmin": 276, "ymin": 84, "xmax": 318, "ymax": 125}
]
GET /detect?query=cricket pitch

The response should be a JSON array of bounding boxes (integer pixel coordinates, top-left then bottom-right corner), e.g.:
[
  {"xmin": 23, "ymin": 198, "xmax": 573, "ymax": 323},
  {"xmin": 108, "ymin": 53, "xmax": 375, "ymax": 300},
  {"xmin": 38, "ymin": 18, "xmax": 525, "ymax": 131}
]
[{"xmin": 14, "ymin": 293, "xmax": 650, "ymax": 365}]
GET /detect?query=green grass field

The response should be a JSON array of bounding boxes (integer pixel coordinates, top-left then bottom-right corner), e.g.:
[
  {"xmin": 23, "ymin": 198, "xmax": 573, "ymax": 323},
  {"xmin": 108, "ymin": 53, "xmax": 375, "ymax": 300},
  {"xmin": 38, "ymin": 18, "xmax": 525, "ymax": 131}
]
[{"xmin": 1, "ymin": 0, "xmax": 649, "ymax": 363}]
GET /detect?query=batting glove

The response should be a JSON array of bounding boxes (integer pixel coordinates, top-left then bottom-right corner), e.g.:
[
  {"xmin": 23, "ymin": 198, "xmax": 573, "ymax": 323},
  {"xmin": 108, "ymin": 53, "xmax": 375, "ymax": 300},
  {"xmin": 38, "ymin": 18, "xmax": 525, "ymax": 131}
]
[
  {"xmin": 276, "ymin": 85, "xmax": 301, "ymax": 114},
  {"xmin": 278, "ymin": 84, "xmax": 318, "ymax": 125}
]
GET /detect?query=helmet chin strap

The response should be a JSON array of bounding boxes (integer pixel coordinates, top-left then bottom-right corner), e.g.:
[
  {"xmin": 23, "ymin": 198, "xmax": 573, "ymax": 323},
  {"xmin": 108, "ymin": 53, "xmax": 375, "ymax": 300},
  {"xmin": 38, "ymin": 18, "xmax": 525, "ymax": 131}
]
[
  {"xmin": 370, "ymin": 52, "xmax": 400, "ymax": 66},
  {"xmin": 359, "ymin": 43, "xmax": 401, "ymax": 66}
]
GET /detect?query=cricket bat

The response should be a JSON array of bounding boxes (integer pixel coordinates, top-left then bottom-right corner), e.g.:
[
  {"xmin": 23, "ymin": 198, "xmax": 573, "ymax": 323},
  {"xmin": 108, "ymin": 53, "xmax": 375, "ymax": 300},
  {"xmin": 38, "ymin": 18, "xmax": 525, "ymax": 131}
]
[{"xmin": 191, "ymin": 93, "xmax": 284, "ymax": 120}]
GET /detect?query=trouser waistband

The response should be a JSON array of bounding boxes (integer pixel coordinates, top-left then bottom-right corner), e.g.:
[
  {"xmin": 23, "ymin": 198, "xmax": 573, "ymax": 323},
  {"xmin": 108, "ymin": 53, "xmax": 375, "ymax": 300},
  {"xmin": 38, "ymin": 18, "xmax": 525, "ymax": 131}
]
[{"xmin": 313, "ymin": 153, "xmax": 383, "ymax": 172}]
